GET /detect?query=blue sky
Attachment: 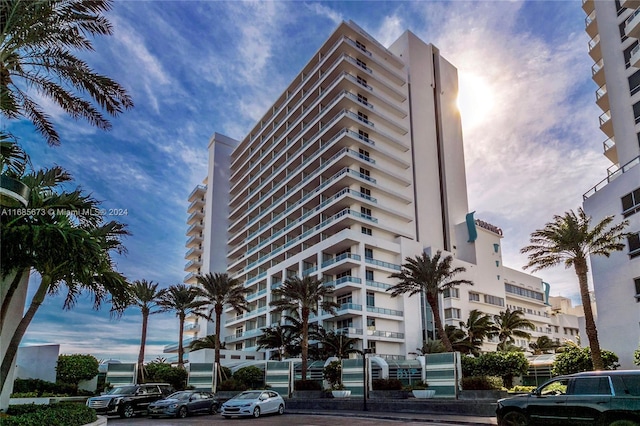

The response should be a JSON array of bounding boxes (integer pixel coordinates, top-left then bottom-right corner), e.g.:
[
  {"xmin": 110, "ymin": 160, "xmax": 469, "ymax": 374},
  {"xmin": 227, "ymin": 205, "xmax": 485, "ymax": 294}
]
[{"xmin": 13, "ymin": 0, "xmax": 610, "ymax": 362}]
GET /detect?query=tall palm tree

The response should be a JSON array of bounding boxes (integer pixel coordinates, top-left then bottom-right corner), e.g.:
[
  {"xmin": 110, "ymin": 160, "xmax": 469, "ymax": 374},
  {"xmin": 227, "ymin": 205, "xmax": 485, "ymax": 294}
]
[
  {"xmin": 459, "ymin": 309, "xmax": 497, "ymax": 355},
  {"xmin": 0, "ymin": 0, "xmax": 133, "ymax": 146},
  {"xmin": 194, "ymin": 272, "xmax": 249, "ymax": 366},
  {"xmin": 159, "ymin": 284, "xmax": 207, "ymax": 368},
  {"xmin": 270, "ymin": 275, "xmax": 339, "ymax": 380},
  {"xmin": 521, "ymin": 208, "xmax": 629, "ymax": 370},
  {"xmin": 257, "ymin": 324, "xmax": 300, "ymax": 360},
  {"xmin": 491, "ymin": 308, "xmax": 535, "ymax": 351},
  {"xmin": 0, "ymin": 165, "xmax": 130, "ymax": 395},
  {"xmin": 529, "ymin": 335, "xmax": 559, "ymax": 355},
  {"xmin": 417, "ymin": 338, "xmax": 446, "ymax": 355},
  {"xmin": 312, "ymin": 328, "xmax": 361, "ymax": 360},
  {"xmin": 189, "ymin": 335, "xmax": 222, "ymax": 352},
  {"xmin": 128, "ymin": 280, "xmax": 167, "ymax": 382},
  {"xmin": 388, "ymin": 251, "xmax": 473, "ymax": 352}
]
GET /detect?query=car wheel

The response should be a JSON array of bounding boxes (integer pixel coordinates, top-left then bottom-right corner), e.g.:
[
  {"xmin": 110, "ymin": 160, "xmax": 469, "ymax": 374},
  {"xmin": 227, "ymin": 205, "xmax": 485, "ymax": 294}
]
[
  {"xmin": 278, "ymin": 404, "xmax": 285, "ymax": 415},
  {"xmin": 252, "ymin": 406, "xmax": 260, "ymax": 418},
  {"xmin": 500, "ymin": 411, "xmax": 528, "ymax": 426},
  {"xmin": 609, "ymin": 420, "xmax": 639, "ymax": 426},
  {"xmin": 209, "ymin": 403, "xmax": 217, "ymax": 414},
  {"xmin": 177, "ymin": 406, "xmax": 188, "ymax": 418},
  {"xmin": 120, "ymin": 404, "xmax": 135, "ymax": 419}
]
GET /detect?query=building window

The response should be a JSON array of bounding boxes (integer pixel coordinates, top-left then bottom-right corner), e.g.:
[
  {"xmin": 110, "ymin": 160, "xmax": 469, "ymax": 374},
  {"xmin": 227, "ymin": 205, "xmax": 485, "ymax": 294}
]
[
  {"xmin": 358, "ymin": 129, "xmax": 369, "ymax": 141},
  {"xmin": 635, "ymin": 278, "xmax": 640, "ymax": 302},
  {"xmin": 625, "ymin": 40, "xmax": 639, "ymax": 69},
  {"xmin": 361, "ymin": 207, "xmax": 372, "ymax": 217},
  {"xmin": 361, "ymin": 226, "xmax": 372, "ymax": 235},
  {"xmin": 336, "ymin": 270, "xmax": 352, "ymax": 279},
  {"xmin": 356, "ymin": 58, "xmax": 367, "ymax": 70},
  {"xmin": 622, "ymin": 187, "xmax": 640, "ymax": 217},
  {"xmin": 367, "ymin": 341, "xmax": 376, "ymax": 353},
  {"xmin": 357, "ymin": 111, "xmax": 369, "ymax": 123},
  {"xmin": 629, "ymin": 232, "xmax": 640, "ymax": 258},
  {"xmin": 554, "ymin": 326, "xmax": 559, "ymax": 333},
  {"xmin": 356, "ymin": 75, "xmax": 368, "ymax": 87},
  {"xmin": 364, "ymin": 248, "xmax": 373, "ymax": 259},
  {"xmin": 357, "ymin": 93, "xmax": 369, "ymax": 105},
  {"xmin": 366, "ymin": 270, "xmax": 374, "ymax": 281},
  {"xmin": 367, "ymin": 318, "xmax": 376, "ymax": 328},
  {"xmin": 337, "ymin": 318, "xmax": 353, "ymax": 330},
  {"xmin": 360, "ymin": 186, "xmax": 371, "ymax": 196},
  {"xmin": 443, "ymin": 288, "xmax": 459, "ymax": 298},
  {"xmin": 366, "ymin": 291, "xmax": 375, "ymax": 307},
  {"xmin": 337, "ymin": 293, "xmax": 353, "ymax": 305},
  {"xmin": 469, "ymin": 292, "xmax": 480, "ymax": 302},
  {"xmin": 360, "ymin": 167, "xmax": 370, "ymax": 177},
  {"xmin": 484, "ymin": 294, "xmax": 505, "ymax": 307},
  {"xmin": 359, "ymin": 148, "xmax": 370, "ymax": 159},
  {"xmin": 355, "ymin": 40, "xmax": 367, "ymax": 52},
  {"xmin": 444, "ymin": 308, "xmax": 461, "ymax": 319}
]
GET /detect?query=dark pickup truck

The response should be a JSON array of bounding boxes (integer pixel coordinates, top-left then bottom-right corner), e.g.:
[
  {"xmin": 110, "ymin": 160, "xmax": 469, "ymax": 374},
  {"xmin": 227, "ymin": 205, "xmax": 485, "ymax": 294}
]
[
  {"xmin": 86, "ymin": 383, "xmax": 173, "ymax": 418},
  {"xmin": 497, "ymin": 370, "xmax": 640, "ymax": 426}
]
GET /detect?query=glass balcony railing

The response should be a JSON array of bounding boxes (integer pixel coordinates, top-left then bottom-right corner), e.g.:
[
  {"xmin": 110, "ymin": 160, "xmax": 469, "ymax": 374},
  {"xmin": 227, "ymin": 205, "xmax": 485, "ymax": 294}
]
[
  {"xmin": 366, "ymin": 280, "xmax": 393, "ymax": 290},
  {"xmin": 321, "ymin": 253, "xmax": 362, "ymax": 268},
  {"xmin": 323, "ymin": 276, "xmax": 363, "ymax": 288},
  {"xmin": 367, "ymin": 306, "xmax": 403, "ymax": 316},
  {"xmin": 364, "ymin": 257, "xmax": 401, "ymax": 271},
  {"xmin": 247, "ymin": 289, "xmax": 267, "ymax": 301},
  {"xmin": 367, "ymin": 329, "xmax": 404, "ymax": 339},
  {"xmin": 584, "ymin": 155, "xmax": 640, "ymax": 200}
]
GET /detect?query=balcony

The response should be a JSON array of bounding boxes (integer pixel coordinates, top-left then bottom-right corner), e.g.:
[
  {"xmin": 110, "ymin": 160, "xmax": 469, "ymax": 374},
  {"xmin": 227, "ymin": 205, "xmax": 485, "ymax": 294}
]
[
  {"xmin": 183, "ymin": 323, "xmax": 200, "ymax": 334},
  {"xmin": 224, "ymin": 327, "xmax": 265, "ymax": 342},
  {"xmin": 582, "ymin": 0, "xmax": 594, "ymax": 15},
  {"xmin": 324, "ymin": 276, "xmax": 362, "ymax": 291},
  {"xmin": 584, "ymin": 155, "xmax": 640, "ymax": 199},
  {"xmin": 603, "ymin": 138, "xmax": 618, "ymax": 164},
  {"xmin": 163, "ymin": 337, "xmax": 197, "ymax": 353},
  {"xmin": 366, "ymin": 329, "xmax": 404, "ymax": 339},
  {"xmin": 184, "ymin": 272, "xmax": 197, "ymax": 283},
  {"xmin": 186, "ymin": 235, "xmax": 203, "ymax": 248},
  {"xmin": 591, "ymin": 59, "xmax": 605, "ymax": 87},
  {"xmin": 622, "ymin": 0, "xmax": 640, "ymax": 9},
  {"xmin": 335, "ymin": 327, "xmax": 363, "ymax": 336},
  {"xmin": 364, "ymin": 257, "xmax": 401, "ymax": 271},
  {"xmin": 247, "ymin": 289, "xmax": 267, "ymax": 301},
  {"xmin": 184, "ymin": 259, "xmax": 202, "ymax": 272},
  {"xmin": 321, "ymin": 252, "xmax": 362, "ymax": 268},
  {"xmin": 632, "ymin": 44, "xmax": 640, "ymax": 69},
  {"xmin": 185, "ymin": 246, "xmax": 202, "ymax": 259},
  {"xmin": 596, "ymin": 85, "xmax": 609, "ymax": 111},
  {"xmin": 585, "ymin": 10, "xmax": 597, "ymax": 39},
  {"xmin": 366, "ymin": 280, "xmax": 393, "ymax": 291},
  {"xmin": 186, "ymin": 222, "xmax": 203, "ymax": 236},
  {"xmin": 187, "ymin": 210, "xmax": 204, "ymax": 225},
  {"xmin": 366, "ymin": 306, "xmax": 403, "ymax": 317},
  {"xmin": 188, "ymin": 185, "xmax": 206, "ymax": 203},
  {"xmin": 626, "ymin": 8, "xmax": 640, "ymax": 39},
  {"xmin": 588, "ymin": 34, "xmax": 601, "ymax": 62},
  {"xmin": 599, "ymin": 111, "xmax": 614, "ymax": 138}
]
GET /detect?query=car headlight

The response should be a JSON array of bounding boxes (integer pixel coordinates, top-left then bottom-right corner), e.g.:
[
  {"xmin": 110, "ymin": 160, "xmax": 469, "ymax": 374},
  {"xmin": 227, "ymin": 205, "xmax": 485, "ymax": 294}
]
[
  {"xmin": 169, "ymin": 403, "xmax": 178, "ymax": 409},
  {"xmin": 241, "ymin": 403, "xmax": 251, "ymax": 407}
]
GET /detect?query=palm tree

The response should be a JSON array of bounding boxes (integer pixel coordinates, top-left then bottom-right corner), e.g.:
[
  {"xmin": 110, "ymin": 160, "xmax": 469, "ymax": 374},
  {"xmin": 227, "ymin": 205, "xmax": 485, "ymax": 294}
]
[
  {"xmin": 159, "ymin": 284, "xmax": 207, "ymax": 368},
  {"xmin": 0, "ymin": 0, "xmax": 133, "ymax": 146},
  {"xmin": 128, "ymin": 280, "xmax": 167, "ymax": 382},
  {"xmin": 270, "ymin": 275, "xmax": 340, "ymax": 380},
  {"xmin": 521, "ymin": 208, "xmax": 629, "ymax": 370},
  {"xmin": 312, "ymin": 328, "xmax": 361, "ymax": 360},
  {"xmin": 388, "ymin": 251, "xmax": 473, "ymax": 352},
  {"xmin": 529, "ymin": 335, "xmax": 559, "ymax": 355},
  {"xmin": 417, "ymin": 338, "xmax": 447, "ymax": 355},
  {"xmin": 459, "ymin": 309, "xmax": 497, "ymax": 355},
  {"xmin": 190, "ymin": 335, "xmax": 223, "ymax": 352},
  {"xmin": 257, "ymin": 324, "xmax": 301, "ymax": 360},
  {"xmin": 194, "ymin": 273, "xmax": 249, "ymax": 366},
  {"xmin": 491, "ymin": 308, "xmax": 535, "ymax": 351},
  {"xmin": 1, "ymin": 165, "xmax": 130, "ymax": 396}
]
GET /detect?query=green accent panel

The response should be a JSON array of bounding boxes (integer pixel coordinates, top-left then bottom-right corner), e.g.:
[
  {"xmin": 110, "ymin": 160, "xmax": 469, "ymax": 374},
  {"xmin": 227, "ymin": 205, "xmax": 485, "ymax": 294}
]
[
  {"xmin": 346, "ymin": 386, "xmax": 363, "ymax": 396},
  {"xmin": 190, "ymin": 363, "xmax": 214, "ymax": 372},
  {"xmin": 466, "ymin": 211, "xmax": 477, "ymax": 242},
  {"xmin": 269, "ymin": 386, "xmax": 289, "ymax": 395},
  {"xmin": 108, "ymin": 364, "xmax": 136, "ymax": 372},
  {"xmin": 189, "ymin": 377, "xmax": 213, "ymax": 384},
  {"xmin": 425, "ymin": 353, "xmax": 455, "ymax": 364},
  {"xmin": 267, "ymin": 361, "xmax": 290, "ymax": 369},
  {"xmin": 428, "ymin": 385, "xmax": 456, "ymax": 398},
  {"xmin": 342, "ymin": 359, "xmax": 363, "ymax": 368},
  {"xmin": 493, "ymin": 243, "xmax": 500, "ymax": 253},
  {"xmin": 266, "ymin": 374, "xmax": 289, "ymax": 381},
  {"xmin": 343, "ymin": 373, "xmax": 363, "ymax": 381},
  {"xmin": 542, "ymin": 282, "xmax": 551, "ymax": 305},
  {"xmin": 425, "ymin": 370, "xmax": 455, "ymax": 379}
]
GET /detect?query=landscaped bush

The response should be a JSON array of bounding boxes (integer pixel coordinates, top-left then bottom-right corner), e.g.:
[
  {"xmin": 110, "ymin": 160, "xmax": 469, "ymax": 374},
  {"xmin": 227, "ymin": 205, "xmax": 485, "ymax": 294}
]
[
  {"xmin": 144, "ymin": 362, "xmax": 188, "ymax": 390},
  {"xmin": 510, "ymin": 385, "xmax": 536, "ymax": 393},
  {"xmin": 403, "ymin": 381, "xmax": 428, "ymax": 391},
  {"xmin": 461, "ymin": 352, "xmax": 529, "ymax": 388},
  {"xmin": 233, "ymin": 366, "xmax": 264, "ymax": 389},
  {"xmin": 372, "ymin": 379, "xmax": 403, "ymax": 390},
  {"xmin": 552, "ymin": 346, "xmax": 619, "ymax": 375},
  {"xmin": 294, "ymin": 379, "xmax": 322, "ymax": 390},
  {"xmin": 461, "ymin": 376, "xmax": 503, "ymax": 390},
  {"xmin": 10, "ymin": 378, "xmax": 79, "ymax": 397},
  {"xmin": 4, "ymin": 402, "xmax": 96, "ymax": 426},
  {"xmin": 217, "ymin": 379, "xmax": 247, "ymax": 391}
]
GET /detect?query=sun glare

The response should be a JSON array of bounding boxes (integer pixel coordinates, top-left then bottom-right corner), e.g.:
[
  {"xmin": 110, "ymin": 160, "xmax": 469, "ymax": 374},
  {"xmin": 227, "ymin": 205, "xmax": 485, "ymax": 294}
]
[{"xmin": 457, "ymin": 72, "xmax": 495, "ymax": 130}]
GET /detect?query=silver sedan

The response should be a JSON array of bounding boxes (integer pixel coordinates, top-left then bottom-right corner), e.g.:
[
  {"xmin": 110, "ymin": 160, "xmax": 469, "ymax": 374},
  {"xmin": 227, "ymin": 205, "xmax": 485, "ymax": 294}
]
[{"xmin": 220, "ymin": 390, "xmax": 285, "ymax": 418}]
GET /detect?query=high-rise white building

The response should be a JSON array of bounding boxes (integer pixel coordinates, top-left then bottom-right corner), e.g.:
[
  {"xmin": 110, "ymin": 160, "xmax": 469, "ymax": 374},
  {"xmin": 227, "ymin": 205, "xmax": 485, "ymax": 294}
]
[
  {"xmin": 581, "ymin": 0, "xmax": 640, "ymax": 369},
  {"xmin": 178, "ymin": 21, "xmax": 582, "ymax": 360}
]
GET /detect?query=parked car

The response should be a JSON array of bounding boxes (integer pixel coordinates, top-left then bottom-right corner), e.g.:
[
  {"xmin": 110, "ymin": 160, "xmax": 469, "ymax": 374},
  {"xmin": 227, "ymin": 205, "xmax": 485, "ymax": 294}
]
[
  {"xmin": 496, "ymin": 370, "xmax": 640, "ymax": 425},
  {"xmin": 86, "ymin": 383, "xmax": 173, "ymax": 418},
  {"xmin": 147, "ymin": 390, "xmax": 218, "ymax": 418},
  {"xmin": 221, "ymin": 390, "xmax": 285, "ymax": 418}
]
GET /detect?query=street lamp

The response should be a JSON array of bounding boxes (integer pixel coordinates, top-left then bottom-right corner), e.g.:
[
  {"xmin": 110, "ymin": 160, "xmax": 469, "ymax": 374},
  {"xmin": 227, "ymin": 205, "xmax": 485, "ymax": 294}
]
[{"xmin": 362, "ymin": 348, "xmax": 373, "ymax": 411}]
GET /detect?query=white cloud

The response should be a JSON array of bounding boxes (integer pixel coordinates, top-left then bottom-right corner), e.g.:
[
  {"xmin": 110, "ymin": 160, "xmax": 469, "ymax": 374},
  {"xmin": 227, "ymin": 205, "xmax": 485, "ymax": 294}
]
[
  {"xmin": 306, "ymin": 2, "xmax": 343, "ymax": 26},
  {"xmin": 372, "ymin": 14, "xmax": 405, "ymax": 48}
]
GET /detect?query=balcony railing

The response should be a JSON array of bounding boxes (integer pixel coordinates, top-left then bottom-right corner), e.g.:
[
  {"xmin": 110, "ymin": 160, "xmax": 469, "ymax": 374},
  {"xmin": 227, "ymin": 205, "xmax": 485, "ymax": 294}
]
[
  {"xmin": 321, "ymin": 253, "xmax": 362, "ymax": 268},
  {"xmin": 367, "ymin": 306, "xmax": 403, "ymax": 316},
  {"xmin": 247, "ymin": 289, "xmax": 267, "ymax": 301},
  {"xmin": 367, "ymin": 329, "xmax": 404, "ymax": 339},
  {"xmin": 364, "ymin": 257, "xmax": 401, "ymax": 271},
  {"xmin": 323, "ymin": 276, "xmax": 363, "ymax": 288},
  {"xmin": 366, "ymin": 280, "xmax": 393, "ymax": 290},
  {"xmin": 584, "ymin": 155, "xmax": 640, "ymax": 199}
]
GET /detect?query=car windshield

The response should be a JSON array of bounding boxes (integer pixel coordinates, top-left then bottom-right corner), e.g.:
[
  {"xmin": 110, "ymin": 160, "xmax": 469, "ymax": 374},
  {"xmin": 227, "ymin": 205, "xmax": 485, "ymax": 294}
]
[
  {"xmin": 167, "ymin": 392, "xmax": 192, "ymax": 401},
  {"xmin": 107, "ymin": 386, "xmax": 137, "ymax": 395},
  {"xmin": 234, "ymin": 391, "xmax": 263, "ymax": 400}
]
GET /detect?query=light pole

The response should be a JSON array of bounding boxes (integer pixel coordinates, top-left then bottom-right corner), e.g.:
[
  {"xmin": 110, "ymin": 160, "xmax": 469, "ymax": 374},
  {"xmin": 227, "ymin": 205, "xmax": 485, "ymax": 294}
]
[{"xmin": 362, "ymin": 348, "xmax": 373, "ymax": 411}]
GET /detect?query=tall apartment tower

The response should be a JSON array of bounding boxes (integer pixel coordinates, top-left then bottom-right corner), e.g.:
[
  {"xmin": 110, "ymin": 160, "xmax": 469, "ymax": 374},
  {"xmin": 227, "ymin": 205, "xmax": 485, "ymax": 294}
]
[
  {"xmin": 582, "ymin": 0, "xmax": 640, "ymax": 369},
  {"xmin": 177, "ymin": 21, "xmax": 582, "ymax": 360}
]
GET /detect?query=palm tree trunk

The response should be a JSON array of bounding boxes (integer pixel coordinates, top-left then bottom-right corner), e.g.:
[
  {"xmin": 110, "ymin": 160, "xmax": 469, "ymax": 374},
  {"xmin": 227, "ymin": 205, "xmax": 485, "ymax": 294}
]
[
  {"xmin": 0, "ymin": 269, "xmax": 28, "ymax": 327},
  {"xmin": 301, "ymin": 309, "xmax": 309, "ymax": 380},
  {"xmin": 428, "ymin": 293, "xmax": 453, "ymax": 352},
  {"xmin": 178, "ymin": 313, "xmax": 185, "ymax": 368},
  {"xmin": 0, "ymin": 275, "xmax": 50, "ymax": 395},
  {"xmin": 137, "ymin": 308, "xmax": 149, "ymax": 383},
  {"xmin": 215, "ymin": 304, "xmax": 223, "ymax": 366},
  {"xmin": 575, "ymin": 258, "xmax": 603, "ymax": 370}
]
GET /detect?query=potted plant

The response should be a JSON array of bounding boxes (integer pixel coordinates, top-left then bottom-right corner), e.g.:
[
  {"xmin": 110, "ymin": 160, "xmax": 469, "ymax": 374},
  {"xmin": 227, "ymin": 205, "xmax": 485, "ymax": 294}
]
[
  {"xmin": 406, "ymin": 381, "xmax": 435, "ymax": 399},
  {"xmin": 323, "ymin": 361, "xmax": 351, "ymax": 398}
]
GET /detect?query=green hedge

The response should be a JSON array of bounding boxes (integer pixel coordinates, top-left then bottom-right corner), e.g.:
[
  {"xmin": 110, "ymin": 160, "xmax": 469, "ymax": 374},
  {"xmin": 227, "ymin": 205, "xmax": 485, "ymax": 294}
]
[
  {"xmin": 4, "ymin": 402, "xmax": 96, "ymax": 426},
  {"xmin": 461, "ymin": 376, "xmax": 503, "ymax": 390}
]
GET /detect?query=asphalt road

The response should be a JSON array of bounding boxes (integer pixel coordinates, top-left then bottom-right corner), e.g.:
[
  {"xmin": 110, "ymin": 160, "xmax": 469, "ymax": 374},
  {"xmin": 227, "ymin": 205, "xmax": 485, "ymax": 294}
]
[{"xmin": 106, "ymin": 413, "xmax": 469, "ymax": 425}]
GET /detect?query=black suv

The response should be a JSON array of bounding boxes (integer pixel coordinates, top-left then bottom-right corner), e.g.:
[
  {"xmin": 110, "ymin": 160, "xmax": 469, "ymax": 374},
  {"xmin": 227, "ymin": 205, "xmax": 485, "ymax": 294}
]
[
  {"xmin": 497, "ymin": 371, "xmax": 640, "ymax": 425},
  {"xmin": 86, "ymin": 383, "xmax": 173, "ymax": 418}
]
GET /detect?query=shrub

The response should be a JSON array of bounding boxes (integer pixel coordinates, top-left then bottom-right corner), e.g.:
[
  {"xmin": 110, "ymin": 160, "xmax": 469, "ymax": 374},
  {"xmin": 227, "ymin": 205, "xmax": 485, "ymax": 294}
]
[
  {"xmin": 404, "ymin": 381, "xmax": 428, "ymax": 391},
  {"xmin": 461, "ymin": 376, "xmax": 503, "ymax": 390},
  {"xmin": 372, "ymin": 379, "xmax": 403, "ymax": 390},
  {"xmin": 323, "ymin": 361, "xmax": 342, "ymax": 390},
  {"xmin": 56, "ymin": 354, "xmax": 99, "ymax": 391},
  {"xmin": 218, "ymin": 379, "xmax": 247, "ymax": 391},
  {"xmin": 233, "ymin": 366, "xmax": 264, "ymax": 389},
  {"xmin": 295, "ymin": 380, "xmax": 322, "ymax": 391},
  {"xmin": 4, "ymin": 402, "xmax": 96, "ymax": 426},
  {"xmin": 10, "ymin": 378, "xmax": 77, "ymax": 397},
  {"xmin": 220, "ymin": 366, "xmax": 233, "ymax": 380},
  {"xmin": 552, "ymin": 346, "xmax": 619, "ymax": 376},
  {"xmin": 144, "ymin": 362, "xmax": 188, "ymax": 390},
  {"xmin": 510, "ymin": 385, "xmax": 536, "ymax": 393},
  {"xmin": 463, "ymin": 352, "xmax": 528, "ymax": 388}
]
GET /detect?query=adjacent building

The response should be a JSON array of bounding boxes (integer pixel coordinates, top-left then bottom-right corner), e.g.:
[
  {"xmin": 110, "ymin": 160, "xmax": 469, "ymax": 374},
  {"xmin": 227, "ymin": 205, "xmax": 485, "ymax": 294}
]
[
  {"xmin": 581, "ymin": 0, "xmax": 640, "ymax": 369},
  {"xmin": 175, "ymin": 21, "xmax": 582, "ymax": 361}
]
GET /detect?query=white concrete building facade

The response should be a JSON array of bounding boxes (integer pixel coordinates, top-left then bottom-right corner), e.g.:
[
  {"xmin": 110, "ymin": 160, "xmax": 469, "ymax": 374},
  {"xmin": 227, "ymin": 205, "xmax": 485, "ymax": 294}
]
[
  {"xmin": 581, "ymin": 0, "xmax": 640, "ymax": 369},
  {"xmin": 180, "ymin": 21, "xmax": 582, "ymax": 360}
]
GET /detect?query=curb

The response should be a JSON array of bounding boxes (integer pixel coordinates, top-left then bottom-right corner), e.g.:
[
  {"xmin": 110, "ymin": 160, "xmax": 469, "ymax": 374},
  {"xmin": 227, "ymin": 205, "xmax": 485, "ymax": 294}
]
[{"xmin": 286, "ymin": 410, "xmax": 497, "ymax": 425}]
